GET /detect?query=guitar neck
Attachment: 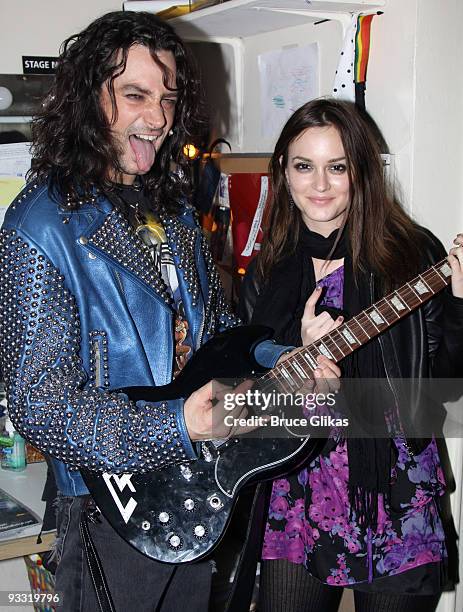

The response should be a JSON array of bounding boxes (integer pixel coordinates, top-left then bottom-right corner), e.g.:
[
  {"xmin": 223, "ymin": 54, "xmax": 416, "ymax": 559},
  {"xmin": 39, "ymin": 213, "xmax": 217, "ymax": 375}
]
[{"xmin": 263, "ymin": 258, "xmax": 452, "ymax": 391}]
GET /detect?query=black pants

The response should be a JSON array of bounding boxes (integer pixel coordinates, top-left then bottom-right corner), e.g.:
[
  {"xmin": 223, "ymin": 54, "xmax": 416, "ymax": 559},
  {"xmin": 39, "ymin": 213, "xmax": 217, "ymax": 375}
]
[
  {"xmin": 54, "ymin": 495, "xmax": 212, "ymax": 612},
  {"xmin": 259, "ymin": 560, "xmax": 442, "ymax": 612}
]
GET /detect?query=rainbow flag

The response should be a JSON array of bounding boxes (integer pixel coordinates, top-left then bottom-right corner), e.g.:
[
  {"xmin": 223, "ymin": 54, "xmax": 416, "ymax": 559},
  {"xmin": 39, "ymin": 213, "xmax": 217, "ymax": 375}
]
[
  {"xmin": 333, "ymin": 12, "xmax": 380, "ymax": 109},
  {"xmin": 355, "ymin": 14, "xmax": 375, "ymax": 85},
  {"xmin": 354, "ymin": 14, "xmax": 377, "ymax": 109}
]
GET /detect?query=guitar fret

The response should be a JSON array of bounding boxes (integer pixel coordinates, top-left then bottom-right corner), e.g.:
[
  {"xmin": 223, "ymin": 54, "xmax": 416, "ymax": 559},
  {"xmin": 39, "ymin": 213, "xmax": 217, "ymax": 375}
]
[
  {"xmin": 390, "ymin": 291, "xmax": 410, "ymax": 313},
  {"xmin": 377, "ymin": 298, "xmax": 399, "ymax": 322},
  {"xmin": 301, "ymin": 350, "xmax": 318, "ymax": 370},
  {"xmin": 416, "ymin": 275, "xmax": 431, "ymax": 294},
  {"xmin": 406, "ymin": 282, "xmax": 423, "ymax": 303},
  {"xmin": 341, "ymin": 325, "xmax": 360, "ymax": 347},
  {"xmin": 322, "ymin": 336, "xmax": 338, "ymax": 357},
  {"xmin": 257, "ymin": 370, "xmax": 277, "ymax": 395},
  {"xmin": 399, "ymin": 284, "xmax": 421, "ymax": 310},
  {"xmin": 352, "ymin": 316, "xmax": 371, "ymax": 340},
  {"xmin": 275, "ymin": 368, "xmax": 295, "ymax": 394},
  {"xmin": 332, "ymin": 329, "xmax": 352, "ymax": 355},
  {"xmin": 428, "ymin": 268, "xmax": 447, "ymax": 284},
  {"xmin": 439, "ymin": 260, "xmax": 452, "ymax": 282},
  {"xmin": 426, "ymin": 264, "xmax": 450, "ymax": 287},
  {"xmin": 317, "ymin": 341, "xmax": 334, "ymax": 360},
  {"xmin": 286, "ymin": 360, "xmax": 307, "ymax": 386},
  {"xmin": 308, "ymin": 345, "xmax": 323, "ymax": 370},
  {"xmin": 279, "ymin": 364, "xmax": 297, "ymax": 389},
  {"xmin": 367, "ymin": 307, "xmax": 386, "ymax": 329},
  {"xmin": 292, "ymin": 359, "xmax": 309, "ymax": 380},
  {"xmin": 326, "ymin": 333, "xmax": 346, "ymax": 358},
  {"xmin": 294, "ymin": 353, "xmax": 314, "ymax": 378},
  {"xmin": 363, "ymin": 309, "xmax": 380, "ymax": 332}
]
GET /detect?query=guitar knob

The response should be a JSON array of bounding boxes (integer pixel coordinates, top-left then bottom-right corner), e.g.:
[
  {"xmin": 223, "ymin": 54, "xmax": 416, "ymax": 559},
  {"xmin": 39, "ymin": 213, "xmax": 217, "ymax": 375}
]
[
  {"xmin": 184, "ymin": 498, "xmax": 195, "ymax": 512},
  {"xmin": 207, "ymin": 493, "xmax": 224, "ymax": 511},
  {"xmin": 168, "ymin": 534, "xmax": 183, "ymax": 549},
  {"xmin": 158, "ymin": 511, "xmax": 170, "ymax": 525},
  {"xmin": 141, "ymin": 520, "xmax": 151, "ymax": 531},
  {"xmin": 193, "ymin": 524, "xmax": 207, "ymax": 539}
]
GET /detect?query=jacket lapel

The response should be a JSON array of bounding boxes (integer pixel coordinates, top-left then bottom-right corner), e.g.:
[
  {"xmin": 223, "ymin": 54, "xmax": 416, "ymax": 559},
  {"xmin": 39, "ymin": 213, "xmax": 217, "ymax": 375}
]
[
  {"xmin": 161, "ymin": 212, "xmax": 208, "ymax": 346},
  {"xmin": 161, "ymin": 212, "xmax": 203, "ymax": 306},
  {"xmin": 83, "ymin": 208, "xmax": 174, "ymax": 309}
]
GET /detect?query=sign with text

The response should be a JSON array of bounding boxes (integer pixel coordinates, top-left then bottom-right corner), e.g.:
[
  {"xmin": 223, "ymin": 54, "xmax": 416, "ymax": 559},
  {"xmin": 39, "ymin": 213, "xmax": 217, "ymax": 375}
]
[{"xmin": 22, "ymin": 56, "xmax": 59, "ymax": 75}]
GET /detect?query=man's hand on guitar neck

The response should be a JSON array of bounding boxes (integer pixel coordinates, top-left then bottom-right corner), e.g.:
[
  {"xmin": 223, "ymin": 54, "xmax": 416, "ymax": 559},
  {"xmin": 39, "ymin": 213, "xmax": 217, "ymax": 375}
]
[{"xmin": 184, "ymin": 378, "xmax": 266, "ymax": 442}]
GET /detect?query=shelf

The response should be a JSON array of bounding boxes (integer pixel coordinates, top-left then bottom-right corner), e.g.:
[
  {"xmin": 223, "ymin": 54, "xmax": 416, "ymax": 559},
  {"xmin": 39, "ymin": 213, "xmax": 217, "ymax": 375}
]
[
  {"xmin": 0, "ymin": 116, "xmax": 32, "ymax": 124},
  {"xmin": 207, "ymin": 152, "xmax": 271, "ymax": 173},
  {"xmin": 169, "ymin": 0, "xmax": 385, "ymax": 41}
]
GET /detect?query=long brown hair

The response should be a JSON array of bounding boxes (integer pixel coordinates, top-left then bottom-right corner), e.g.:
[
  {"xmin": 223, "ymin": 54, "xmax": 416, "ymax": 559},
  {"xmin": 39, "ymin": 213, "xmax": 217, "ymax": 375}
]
[{"xmin": 257, "ymin": 98, "xmax": 422, "ymax": 291}]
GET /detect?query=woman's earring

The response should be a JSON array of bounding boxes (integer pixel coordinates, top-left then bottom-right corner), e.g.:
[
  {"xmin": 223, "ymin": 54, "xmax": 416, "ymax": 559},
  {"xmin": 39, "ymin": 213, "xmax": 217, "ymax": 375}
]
[
  {"xmin": 288, "ymin": 193, "xmax": 295, "ymax": 210},
  {"xmin": 168, "ymin": 129, "xmax": 174, "ymax": 136}
]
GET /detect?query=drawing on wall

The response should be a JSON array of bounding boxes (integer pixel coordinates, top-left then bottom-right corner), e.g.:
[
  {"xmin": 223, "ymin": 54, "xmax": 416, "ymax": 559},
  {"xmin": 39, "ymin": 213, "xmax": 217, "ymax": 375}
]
[
  {"xmin": 258, "ymin": 43, "xmax": 319, "ymax": 139},
  {"xmin": 0, "ymin": 142, "xmax": 31, "ymax": 226}
]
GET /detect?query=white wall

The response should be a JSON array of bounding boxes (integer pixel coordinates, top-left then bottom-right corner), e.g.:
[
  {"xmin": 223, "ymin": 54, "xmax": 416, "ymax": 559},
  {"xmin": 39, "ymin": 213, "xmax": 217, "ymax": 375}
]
[
  {"xmin": 366, "ymin": 0, "xmax": 418, "ymax": 211},
  {"xmin": 0, "ymin": 0, "xmax": 123, "ymax": 74},
  {"xmin": 241, "ymin": 18, "xmax": 342, "ymax": 153},
  {"xmin": 411, "ymin": 0, "xmax": 463, "ymax": 238},
  {"xmin": 367, "ymin": 0, "xmax": 463, "ymax": 237}
]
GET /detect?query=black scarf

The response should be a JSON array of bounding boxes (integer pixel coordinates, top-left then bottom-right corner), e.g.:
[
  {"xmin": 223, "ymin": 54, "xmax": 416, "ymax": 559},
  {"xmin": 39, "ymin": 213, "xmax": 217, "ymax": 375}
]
[
  {"xmin": 104, "ymin": 179, "xmax": 154, "ymax": 229},
  {"xmin": 251, "ymin": 226, "xmax": 394, "ymax": 529}
]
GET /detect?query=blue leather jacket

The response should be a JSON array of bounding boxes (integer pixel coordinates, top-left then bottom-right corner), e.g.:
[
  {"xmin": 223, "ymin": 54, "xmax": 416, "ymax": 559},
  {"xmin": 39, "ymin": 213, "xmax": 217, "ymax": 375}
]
[{"xmin": 0, "ymin": 182, "xmax": 285, "ymax": 496}]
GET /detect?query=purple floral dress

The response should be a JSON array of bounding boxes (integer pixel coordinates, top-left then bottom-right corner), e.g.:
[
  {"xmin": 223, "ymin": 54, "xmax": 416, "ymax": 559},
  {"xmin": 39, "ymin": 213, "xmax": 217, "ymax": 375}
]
[{"xmin": 262, "ymin": 266, "xmax": 447, "ymax": 590}]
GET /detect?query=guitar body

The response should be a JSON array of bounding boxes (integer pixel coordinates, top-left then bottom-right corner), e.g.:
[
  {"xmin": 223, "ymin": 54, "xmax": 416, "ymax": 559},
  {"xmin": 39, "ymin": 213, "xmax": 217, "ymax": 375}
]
[{"xmin": 82, "ymin": 325, "xmax": 325, "ymax": 563}]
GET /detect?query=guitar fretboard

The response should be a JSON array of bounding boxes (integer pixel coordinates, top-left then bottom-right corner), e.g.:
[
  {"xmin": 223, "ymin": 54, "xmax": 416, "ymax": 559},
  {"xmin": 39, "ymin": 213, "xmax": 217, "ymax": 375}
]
[{"xmin": 261, "ymin": 258, "xmax": 453, "ymax": 393}]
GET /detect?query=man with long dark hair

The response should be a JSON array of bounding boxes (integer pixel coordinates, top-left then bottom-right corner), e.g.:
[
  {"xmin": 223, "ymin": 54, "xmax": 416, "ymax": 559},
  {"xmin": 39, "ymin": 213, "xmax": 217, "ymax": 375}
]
[{"xmin": 0, "ymin": 11, "xmax": 289, "ymax": 611}]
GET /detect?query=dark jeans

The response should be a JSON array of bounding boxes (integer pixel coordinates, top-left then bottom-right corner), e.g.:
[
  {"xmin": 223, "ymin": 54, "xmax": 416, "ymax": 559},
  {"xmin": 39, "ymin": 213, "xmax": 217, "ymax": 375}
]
[{"xmin": 54, "ymin": 495, "xmax": 212, "ymax": 612}]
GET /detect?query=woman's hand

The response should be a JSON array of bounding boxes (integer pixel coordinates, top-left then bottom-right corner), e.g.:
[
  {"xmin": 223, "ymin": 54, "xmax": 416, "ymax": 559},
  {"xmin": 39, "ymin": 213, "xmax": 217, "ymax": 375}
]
[
  {"xmin": 301, "ymin": 286, "xmax": 344, "ymax": 345},
  {"xmin": 449, "ymin": 234, "xmax": 463, "ymax": 298},
  {"xmin": 312, "ymin": 355, "xmax": 341, "ymax": 394}
]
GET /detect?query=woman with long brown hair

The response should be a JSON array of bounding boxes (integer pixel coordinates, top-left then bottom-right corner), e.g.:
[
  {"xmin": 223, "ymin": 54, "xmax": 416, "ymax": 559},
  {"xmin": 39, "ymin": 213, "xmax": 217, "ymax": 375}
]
[{"xmin": 240, "ymin": 98, "xmax": 463, "ymax": 611}]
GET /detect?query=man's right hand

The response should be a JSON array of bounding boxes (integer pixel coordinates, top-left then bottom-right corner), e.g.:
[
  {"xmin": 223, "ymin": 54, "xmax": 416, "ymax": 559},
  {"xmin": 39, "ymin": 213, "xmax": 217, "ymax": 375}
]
[{"xmin": 184, "ymin": 379, "xmax": 259, "ymax": 441}]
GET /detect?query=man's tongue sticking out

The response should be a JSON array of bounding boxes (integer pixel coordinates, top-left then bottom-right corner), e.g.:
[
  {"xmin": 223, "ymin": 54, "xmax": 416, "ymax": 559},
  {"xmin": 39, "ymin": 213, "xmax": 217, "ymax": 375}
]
[{"xmin": 129, "ymin": 135, "xmax": 156, "ymax": 173}]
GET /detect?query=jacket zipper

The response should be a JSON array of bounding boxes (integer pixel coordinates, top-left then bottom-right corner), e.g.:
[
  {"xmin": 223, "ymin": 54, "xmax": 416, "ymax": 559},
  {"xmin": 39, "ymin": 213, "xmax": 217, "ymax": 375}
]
[
  {"xmin": 372, "ymin": 274, "xmax": 412, "ymax": 454},
  {"xmin": 196, "ymin": 304, "xmax": 206, "ymax": 350},
  {"xmin": 92, "ymin": 339, "xmax": 102, "ymax": 387},
  {"xmin": 114, "ymin": 270, "xmax": 125, "ymax": 296},
  {"xmin": 195, "ymin": 231, "xmax": 206, "ymax": 350}
]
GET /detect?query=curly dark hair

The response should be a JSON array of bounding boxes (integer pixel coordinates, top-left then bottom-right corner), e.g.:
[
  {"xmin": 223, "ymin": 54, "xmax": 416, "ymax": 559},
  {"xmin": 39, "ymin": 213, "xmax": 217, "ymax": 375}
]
[{"xmin": 30, "ymin": 11, "xmax": 207, "ymax": 212}]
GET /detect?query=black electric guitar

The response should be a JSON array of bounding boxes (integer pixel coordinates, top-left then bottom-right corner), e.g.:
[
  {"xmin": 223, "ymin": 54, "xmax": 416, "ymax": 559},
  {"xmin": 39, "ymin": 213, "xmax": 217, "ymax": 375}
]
[{"xmin": 82, "ymin": 257, "xmax": 453, "ymax": 563}]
